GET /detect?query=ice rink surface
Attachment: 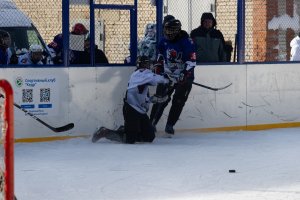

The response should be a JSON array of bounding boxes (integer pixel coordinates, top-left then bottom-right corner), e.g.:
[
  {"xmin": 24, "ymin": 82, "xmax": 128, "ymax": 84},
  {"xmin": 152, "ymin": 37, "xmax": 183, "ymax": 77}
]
[{"xmin": 15, "ymin": 128, "xmax": 300, "ymax": 200}]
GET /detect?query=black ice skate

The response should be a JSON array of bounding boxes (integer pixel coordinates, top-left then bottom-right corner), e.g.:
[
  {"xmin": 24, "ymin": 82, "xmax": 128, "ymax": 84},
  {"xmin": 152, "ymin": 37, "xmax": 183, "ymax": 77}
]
[
  {"xmin": 165, "ymin": 124, "xmax": 174, "ymax": 134},
  {"xmin": 92, "ymin": 127, "xmax": 109, "ymax": 143},
  {"xmin": 164, "ymin": 124, "xmax": 174, "ymax": 138}
]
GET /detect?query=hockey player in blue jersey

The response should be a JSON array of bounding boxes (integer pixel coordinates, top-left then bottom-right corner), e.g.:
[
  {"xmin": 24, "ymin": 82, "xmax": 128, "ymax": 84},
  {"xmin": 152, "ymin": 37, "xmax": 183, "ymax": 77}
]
[{"xmin": 150, "ymin": 19, "xmax": 196, "ymax": 137}]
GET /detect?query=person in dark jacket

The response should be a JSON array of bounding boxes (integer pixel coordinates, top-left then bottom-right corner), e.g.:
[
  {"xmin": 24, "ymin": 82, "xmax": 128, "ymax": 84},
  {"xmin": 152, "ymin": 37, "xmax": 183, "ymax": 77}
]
[
  {"xmin": 70, "ymin": 33, "xmax": 109, "ymax": 64},
  {"xmin": 190, "ymin": 12, "xmax": 226, "ymax": 62},
  {"xmin": 0, "ymin": 30, "xmax": 11, "ymax": 65},
  {"xmin": 48, "ymin": 33, "xmax": 63, "ymax": 64}
]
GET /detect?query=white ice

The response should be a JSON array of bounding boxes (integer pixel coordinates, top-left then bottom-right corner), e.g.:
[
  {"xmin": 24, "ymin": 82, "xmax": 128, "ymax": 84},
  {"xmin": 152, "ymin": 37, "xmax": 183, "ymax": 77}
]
[{"xmin": 15, "ymin": 128, "xmax": 300, "ymax": 200}]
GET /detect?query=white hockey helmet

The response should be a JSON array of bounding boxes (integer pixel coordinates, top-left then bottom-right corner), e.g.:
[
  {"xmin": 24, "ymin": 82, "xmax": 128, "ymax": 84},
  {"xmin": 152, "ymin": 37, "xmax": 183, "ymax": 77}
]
[{"xmin": 29, "ymin": 44, "xmax": 43, "ymax": 53}]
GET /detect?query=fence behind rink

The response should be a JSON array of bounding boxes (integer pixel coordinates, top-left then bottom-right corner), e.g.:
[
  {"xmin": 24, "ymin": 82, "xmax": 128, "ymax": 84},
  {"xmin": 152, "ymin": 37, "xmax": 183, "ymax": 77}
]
[
  {"xmin": 4, "ymin": 0, "xmax": 156, "ymax": 65},
  {"xmin": 0, "ymin": 0, "xmax": 299, "ymax": 66},
  {"xmin": 165, "ymin": 0, "xmax": 300, "ymax": 62}
]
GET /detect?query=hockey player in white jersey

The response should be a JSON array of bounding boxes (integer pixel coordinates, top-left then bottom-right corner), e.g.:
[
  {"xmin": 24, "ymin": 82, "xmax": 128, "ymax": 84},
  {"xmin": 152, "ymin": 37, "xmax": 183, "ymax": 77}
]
[{"xmin": 92, "ymin": 56, "xmax": 169, "ymax": 144}]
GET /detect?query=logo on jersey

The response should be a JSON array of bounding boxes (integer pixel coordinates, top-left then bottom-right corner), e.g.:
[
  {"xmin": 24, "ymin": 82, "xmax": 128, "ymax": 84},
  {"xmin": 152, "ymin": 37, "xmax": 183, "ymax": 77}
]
[
  {"xmin": 167, "ymin": 49, "xmax": 183, "ymax": 72},
  {"xmin": 167, "ymin": 49, "xmax": 182, "ymax": 63}
]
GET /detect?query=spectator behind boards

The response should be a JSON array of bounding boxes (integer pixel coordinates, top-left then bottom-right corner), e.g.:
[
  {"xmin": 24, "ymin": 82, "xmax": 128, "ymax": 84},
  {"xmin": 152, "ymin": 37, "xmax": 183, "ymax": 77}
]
[
  {"xmin": 0, "ymin": 30, "xmax": 12, "ymax": 65},
  {"xmin": 71, "ymin": 33, "xmax": 108, "ymax": 64},
  {"xmin": 48, "ymin": 33, "xmax": 63, "ymax": 64},
  {"xmin": 138, "ymin": 23, "xmax": 157, "ymax": 65},
  {"xmin": 69, "ymin": 23, "xmax": 108, "ymax": 64},
  {"xmin": 125, "ymin": 23, "xmax": 157, "ymax": 65},
  {"xmin": 190, "ymin": 12, "xmax": 226, "ymax": 62},
  {"xmin": 18, "ymin": 44, "xmax": 44, "ymax": 65},
  {"xmin": 290, "ymin": 33, "xmax": 300, "ymax": 61}
]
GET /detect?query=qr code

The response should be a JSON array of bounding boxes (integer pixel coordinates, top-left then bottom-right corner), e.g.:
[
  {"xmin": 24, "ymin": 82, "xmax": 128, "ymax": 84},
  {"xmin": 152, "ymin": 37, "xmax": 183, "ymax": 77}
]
[
  {"xmin": 22, "ymin": 89, "xmax": 33, "ymax": 103},
  {"xmin": 40, "ymin": 88, "xmax": 50, "ymax": 102}
]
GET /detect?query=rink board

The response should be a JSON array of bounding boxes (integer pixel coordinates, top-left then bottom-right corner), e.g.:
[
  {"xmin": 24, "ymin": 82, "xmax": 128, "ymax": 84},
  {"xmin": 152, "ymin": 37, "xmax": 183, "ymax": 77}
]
[{"xmin": 1, "ymin": 63, "xmax": 300, "ymax": 141}]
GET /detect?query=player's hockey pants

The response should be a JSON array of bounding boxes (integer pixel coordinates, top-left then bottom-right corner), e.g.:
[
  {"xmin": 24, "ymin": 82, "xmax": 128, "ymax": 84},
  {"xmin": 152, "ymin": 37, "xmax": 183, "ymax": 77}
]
[
  {"xmin": 150, "ymin": 81, "xmax": 192, "ymax": 126},
  {"xmin": 123, "ymin": 102, "xmax": 155, "ymax": 144}
]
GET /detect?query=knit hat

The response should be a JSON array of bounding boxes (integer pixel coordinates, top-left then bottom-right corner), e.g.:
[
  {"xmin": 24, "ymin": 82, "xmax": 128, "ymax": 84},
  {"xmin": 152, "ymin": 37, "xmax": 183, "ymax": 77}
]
[{"xmin": 71, "ymin": 23, "xmax": 89, "ymax": 35}]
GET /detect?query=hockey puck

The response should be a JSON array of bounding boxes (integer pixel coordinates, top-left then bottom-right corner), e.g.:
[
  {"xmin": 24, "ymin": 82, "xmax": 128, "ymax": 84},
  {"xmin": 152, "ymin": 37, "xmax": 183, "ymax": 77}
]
[{"xmin": 229, "ymin": 169, "xmax": 236, "ymax": 173}]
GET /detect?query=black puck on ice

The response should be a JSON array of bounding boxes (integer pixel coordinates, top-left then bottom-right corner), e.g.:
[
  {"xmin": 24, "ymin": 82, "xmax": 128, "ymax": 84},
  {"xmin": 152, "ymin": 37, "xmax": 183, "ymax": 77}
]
[{"xmin": 229, "ymin": 169, "xmax": 236, "ymax": 173}]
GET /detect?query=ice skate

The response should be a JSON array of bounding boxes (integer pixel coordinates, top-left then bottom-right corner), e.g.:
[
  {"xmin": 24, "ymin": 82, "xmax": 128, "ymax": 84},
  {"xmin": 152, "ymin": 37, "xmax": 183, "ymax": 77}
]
[
  {"xmin": 117, "ymin": 125, "xmax": 125, "ymax": 133},
  {"xmin": 92, "ymin": 127, "xmax": 109, "ymax": 143},
  {"xmin": 163, "ymin": 124, "xmax": 174, "ymax": 138},
  {"xmin": 165, "ymin": 124, "xmax": 174, "ymax": 134}
]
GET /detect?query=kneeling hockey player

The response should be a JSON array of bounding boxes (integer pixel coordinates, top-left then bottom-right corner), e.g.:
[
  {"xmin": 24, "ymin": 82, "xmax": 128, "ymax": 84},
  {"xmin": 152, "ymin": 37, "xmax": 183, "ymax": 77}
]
[{"xmin": 92, "ymin": 56, "xmax": 169, "ymax": 144}]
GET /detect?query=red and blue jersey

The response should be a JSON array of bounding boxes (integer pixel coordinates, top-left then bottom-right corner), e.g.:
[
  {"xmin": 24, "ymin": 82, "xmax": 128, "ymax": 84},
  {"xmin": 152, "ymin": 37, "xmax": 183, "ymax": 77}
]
[{"xmin": 157, "ymin": 31, "xmax": 196, "ymax": 75}]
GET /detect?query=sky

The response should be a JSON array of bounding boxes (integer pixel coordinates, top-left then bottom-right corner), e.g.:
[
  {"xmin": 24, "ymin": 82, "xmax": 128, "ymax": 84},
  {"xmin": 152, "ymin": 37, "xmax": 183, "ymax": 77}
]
[{"xmin": 14, "ymin": 128, "xmax": 300, "ymax": 200}]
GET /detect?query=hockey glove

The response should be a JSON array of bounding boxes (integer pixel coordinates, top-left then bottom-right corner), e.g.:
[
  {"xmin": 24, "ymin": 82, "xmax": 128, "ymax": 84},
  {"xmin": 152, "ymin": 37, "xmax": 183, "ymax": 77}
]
[
  {"xmin": 153, "ymin": 62, "xmax": 164, "ymax": 75},
  {"xmin": 149, "ymin": 94, "xmax": 168, "ymax": 104},
  {"xmin": 179, "ymin": 68, "xmax": 194, "ymax": 84},
  {"xmin": 153, "ymin": 54, "xmax": 165, "ymax": 74}
]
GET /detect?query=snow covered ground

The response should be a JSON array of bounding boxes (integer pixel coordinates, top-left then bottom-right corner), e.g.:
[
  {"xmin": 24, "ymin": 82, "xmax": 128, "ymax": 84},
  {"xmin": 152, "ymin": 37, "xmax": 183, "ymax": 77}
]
[{"xmin": 15, "ymin": 128, "xmax": 300, "ymax": 200}]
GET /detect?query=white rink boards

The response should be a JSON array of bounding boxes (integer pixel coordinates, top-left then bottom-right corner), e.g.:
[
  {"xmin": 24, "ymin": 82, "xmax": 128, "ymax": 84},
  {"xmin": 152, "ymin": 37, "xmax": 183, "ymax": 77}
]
[{"xmin": 1, "ymin": 63, "xmax": 300, "ymax": 141}]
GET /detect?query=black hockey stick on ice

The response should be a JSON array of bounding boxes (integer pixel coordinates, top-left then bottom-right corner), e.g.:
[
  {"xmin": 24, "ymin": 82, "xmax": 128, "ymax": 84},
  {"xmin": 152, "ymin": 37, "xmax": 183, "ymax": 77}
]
[
  {"xmin": 192, "ymin": 82, "xmax": 232, "ymax": 91},
  {"xmin": 0, "ymin": 94, "xmax": 74, "ymax": 132}
]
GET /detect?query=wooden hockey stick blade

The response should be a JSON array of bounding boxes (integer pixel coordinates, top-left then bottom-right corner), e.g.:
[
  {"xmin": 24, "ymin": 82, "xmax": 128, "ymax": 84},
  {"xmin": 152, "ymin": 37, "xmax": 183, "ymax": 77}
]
[{"xmin": 192, "ymin": 82, "xmax": 232, "ymax": 91}]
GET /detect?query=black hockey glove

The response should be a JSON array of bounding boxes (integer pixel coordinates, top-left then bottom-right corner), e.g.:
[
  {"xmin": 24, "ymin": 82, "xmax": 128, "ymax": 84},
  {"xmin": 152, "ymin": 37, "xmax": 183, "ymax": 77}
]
[
  {"xmin": 153, "ymin": 54, "xmax": 165, "ymax": 75},
  {"xmin": 179, "ymin": 68, "xmax": 194, "ymax": 84},
  {"xmin": 149, "ymin": 94, "xmax": 168, "ymax": 104}
]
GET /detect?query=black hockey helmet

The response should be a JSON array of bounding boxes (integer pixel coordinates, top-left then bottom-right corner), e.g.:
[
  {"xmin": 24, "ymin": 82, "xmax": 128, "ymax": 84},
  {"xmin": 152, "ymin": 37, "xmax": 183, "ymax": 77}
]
[
  {"xmin": 163, "ymin": 19, "xmax": 181, "ymax": 41},
  {"xmin": 136, "ymin": 56, "xmax": 150, "ymax": 69},
  {"xmin": 163, "ymin": 15, "xmax": 175, "ymax": 27}
]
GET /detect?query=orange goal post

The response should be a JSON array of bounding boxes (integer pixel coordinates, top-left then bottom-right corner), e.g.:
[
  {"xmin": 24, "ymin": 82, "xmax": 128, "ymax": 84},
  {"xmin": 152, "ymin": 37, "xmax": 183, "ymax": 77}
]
[{"xmin": 0, "ymin": 79, "xmax": 14, "ymax": 200}]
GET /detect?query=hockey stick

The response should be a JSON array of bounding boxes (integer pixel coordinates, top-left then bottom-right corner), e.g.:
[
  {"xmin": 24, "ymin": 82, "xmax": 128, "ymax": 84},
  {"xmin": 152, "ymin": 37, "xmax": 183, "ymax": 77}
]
[
  {"xmin": 164, "ymin": 73, "xmax": 232, "ymax": 91},
  {"xmin": 0, "ymin": 94, "xmax": 74, "ymax": 132},
  {"xmin": 192, "ymin": 82, "xmax": 232, "ymax": 91}
]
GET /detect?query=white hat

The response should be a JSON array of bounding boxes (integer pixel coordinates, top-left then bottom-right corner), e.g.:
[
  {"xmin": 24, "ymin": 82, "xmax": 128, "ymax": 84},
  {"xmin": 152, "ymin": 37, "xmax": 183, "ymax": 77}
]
[{"xmin": 29, "ymin": 44, "xmax": 43, "ymax": 53}]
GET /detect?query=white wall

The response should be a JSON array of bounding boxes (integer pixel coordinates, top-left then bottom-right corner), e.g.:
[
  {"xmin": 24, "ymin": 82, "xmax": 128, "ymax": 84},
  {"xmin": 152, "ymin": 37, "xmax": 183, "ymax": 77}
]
[{"xmin": 1, "ymin": 63, "xmax": 300, "ymax": 140}]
